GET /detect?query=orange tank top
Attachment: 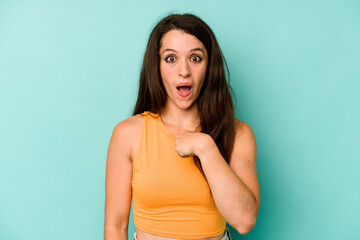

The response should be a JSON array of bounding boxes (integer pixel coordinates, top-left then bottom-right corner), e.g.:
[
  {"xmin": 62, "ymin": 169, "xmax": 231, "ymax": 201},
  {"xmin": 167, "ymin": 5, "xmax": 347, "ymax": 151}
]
[{"xmin": 131, "ymin": 112, "xmax": 226, "ymax": 239}]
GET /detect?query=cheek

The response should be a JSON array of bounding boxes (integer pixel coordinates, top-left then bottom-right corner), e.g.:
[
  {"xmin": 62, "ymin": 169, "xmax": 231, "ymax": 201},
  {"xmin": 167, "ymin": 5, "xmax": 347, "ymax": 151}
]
[
  {"xmin": 196, "ymin": 67, "xmax": 207, "ymax": 87},
  {"xmin": 160, "ymin": 64, "xmax": 174, "ymax": 94},
  {"xmin": 160, "ymin": 63, "xmax": 172, "ymax": 82}
]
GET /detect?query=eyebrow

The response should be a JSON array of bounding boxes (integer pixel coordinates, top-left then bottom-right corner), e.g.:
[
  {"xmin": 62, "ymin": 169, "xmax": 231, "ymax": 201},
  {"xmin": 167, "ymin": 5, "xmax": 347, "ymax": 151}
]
[{"xmin": 162, "ymin": 48, "xmax": 205, "ymax": 55}]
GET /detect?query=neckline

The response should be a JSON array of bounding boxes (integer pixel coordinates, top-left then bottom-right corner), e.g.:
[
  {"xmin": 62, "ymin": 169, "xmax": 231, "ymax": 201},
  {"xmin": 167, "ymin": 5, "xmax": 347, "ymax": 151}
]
[
  {"xmin": 153, "ymin": 113, "xmax": 202, "ymax": 140},
  {"xmin": 156, "ymin": 114, "xmax": 177, "ymax": 140}
]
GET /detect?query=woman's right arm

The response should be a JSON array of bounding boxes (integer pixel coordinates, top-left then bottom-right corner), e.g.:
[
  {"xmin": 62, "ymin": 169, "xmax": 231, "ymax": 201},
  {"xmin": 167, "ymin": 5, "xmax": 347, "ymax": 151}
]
[{"xmin": 104, "ymin": 116, "xmax": 141, "ymax": 240}]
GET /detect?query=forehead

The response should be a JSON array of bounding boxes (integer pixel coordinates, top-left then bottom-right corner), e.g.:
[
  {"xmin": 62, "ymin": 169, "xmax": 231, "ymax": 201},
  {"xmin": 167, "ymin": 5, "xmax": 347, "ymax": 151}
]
[{"xmin": 159, "ymin": 29, "xmax": 206, "ymax": 53}]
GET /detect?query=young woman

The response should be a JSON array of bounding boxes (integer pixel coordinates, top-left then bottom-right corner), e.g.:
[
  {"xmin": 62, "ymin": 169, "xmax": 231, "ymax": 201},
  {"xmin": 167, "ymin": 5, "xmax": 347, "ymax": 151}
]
[{"xmin": 104, "ymin": 13, "xmax": 260, "ymax": 240}]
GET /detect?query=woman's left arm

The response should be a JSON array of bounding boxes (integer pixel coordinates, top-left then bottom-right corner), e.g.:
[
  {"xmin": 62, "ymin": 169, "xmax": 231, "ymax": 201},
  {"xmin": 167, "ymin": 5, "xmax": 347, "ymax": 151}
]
[{"xmin": 175, "ymin": 120, "xmax": 260, "ymax": 235}]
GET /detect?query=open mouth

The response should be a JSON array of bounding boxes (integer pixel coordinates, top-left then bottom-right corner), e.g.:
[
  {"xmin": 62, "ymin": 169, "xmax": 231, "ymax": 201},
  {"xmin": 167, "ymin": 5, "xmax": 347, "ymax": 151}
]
[
  {"xmin": 176, "ymin": 85, "xmax": 192, "ymax": 98},
  {"xmin": 176, "ymin": 86, "xmax": 191, "ymax": 92}
]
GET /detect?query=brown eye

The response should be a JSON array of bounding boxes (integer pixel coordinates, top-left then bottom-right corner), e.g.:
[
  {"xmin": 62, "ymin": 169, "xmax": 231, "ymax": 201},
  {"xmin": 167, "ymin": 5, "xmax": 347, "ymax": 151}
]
[
  {"xmin": 165, "ymin": 56, "xmax": 176, "ymax": 63},
  {"xmin": 190, "ymin": 55, "xmax": 202, "ymax": 62}
]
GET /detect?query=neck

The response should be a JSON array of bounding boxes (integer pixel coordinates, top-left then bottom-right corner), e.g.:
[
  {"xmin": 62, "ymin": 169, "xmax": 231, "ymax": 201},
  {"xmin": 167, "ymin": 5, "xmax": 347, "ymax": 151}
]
[{"xmin": 160, "ymin": 101, "xmax": 200, "ymax": 132}]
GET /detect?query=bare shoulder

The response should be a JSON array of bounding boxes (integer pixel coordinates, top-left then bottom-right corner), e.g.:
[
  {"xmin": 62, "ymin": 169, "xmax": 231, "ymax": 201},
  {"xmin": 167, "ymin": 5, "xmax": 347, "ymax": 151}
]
[
  {"xmin": 113, "ymin": 114, "xmax": 143, "ymax": 136},
  {"xmin": 235, "ymin": 119, "xmax": 255, "ymax": 138},
  {"xmin": 230, "ymin": 119, "xmax": 257, "ymax": 164},
  {"xmin": 109, "ymin": 114, "xmax": 143, "ymax": 160}
]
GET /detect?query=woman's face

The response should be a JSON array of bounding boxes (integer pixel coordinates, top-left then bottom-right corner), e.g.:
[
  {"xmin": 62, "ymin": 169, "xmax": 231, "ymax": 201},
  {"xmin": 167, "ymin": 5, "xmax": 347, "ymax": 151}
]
[{"xmin": 159, "ymin": 29, "xmax": 208, "ymax": 111}]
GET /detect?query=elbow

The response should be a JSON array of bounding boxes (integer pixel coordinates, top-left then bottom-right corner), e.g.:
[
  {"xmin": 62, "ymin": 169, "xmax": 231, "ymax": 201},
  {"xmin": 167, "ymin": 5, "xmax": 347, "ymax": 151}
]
[
  {"xmin": 235, "ymin": 221, "xmax": 256, "ymax": 235},
  {"xmin": 235, "ymin": 211, "xmax": 258, "ymax": 235}
]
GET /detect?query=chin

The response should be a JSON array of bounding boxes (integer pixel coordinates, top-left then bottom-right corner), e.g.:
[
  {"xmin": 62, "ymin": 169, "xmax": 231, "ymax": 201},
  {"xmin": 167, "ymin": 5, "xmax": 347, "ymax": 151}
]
[
  {"xmin": 167, "ymin": 95, "xmax": 197, "ymax": 110},
  {"xmin": 177, "ymin": 101, "xmax": 195, "ymax": 110}
]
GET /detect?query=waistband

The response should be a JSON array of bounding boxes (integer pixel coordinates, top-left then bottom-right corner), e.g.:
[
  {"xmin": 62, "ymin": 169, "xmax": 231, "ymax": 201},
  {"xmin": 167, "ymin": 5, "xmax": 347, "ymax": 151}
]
[{"xmin": 132, "ymin": 228, "xmax": 232, "ymax": 240}]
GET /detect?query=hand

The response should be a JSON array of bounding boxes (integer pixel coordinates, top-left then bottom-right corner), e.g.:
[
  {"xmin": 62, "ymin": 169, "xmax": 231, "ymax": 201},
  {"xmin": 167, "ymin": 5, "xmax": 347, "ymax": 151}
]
[{"xmin": 175, "ymin": 131, "xmax": 213, "ymax": 158}]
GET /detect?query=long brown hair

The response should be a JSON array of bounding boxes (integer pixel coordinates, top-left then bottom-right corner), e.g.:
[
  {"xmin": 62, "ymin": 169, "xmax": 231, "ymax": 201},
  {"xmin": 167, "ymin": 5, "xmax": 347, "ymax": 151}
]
[{"xmin": 133, "ymin": 13, "xmax": 236, "ymax": 177}]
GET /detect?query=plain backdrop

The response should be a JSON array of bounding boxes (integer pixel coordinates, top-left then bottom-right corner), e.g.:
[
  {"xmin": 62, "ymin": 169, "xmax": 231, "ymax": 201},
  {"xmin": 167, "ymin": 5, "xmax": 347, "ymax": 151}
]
[{"xmin": 0, "ymin": 0, "xmax": 359, "ymax": 239}]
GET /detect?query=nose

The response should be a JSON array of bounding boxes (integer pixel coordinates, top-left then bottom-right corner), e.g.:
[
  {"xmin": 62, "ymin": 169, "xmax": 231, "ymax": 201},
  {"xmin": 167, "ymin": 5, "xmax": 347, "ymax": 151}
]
[{"xmin": 178, "ymin": 60, "xmax": 191, "ymax": 78}]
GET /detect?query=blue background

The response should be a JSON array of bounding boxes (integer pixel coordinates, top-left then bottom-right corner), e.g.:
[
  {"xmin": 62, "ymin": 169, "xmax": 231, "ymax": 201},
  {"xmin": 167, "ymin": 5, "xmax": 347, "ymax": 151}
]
[{"xmin": 1, "ymin": 0, "xmax": 359, "ymax": 239}]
